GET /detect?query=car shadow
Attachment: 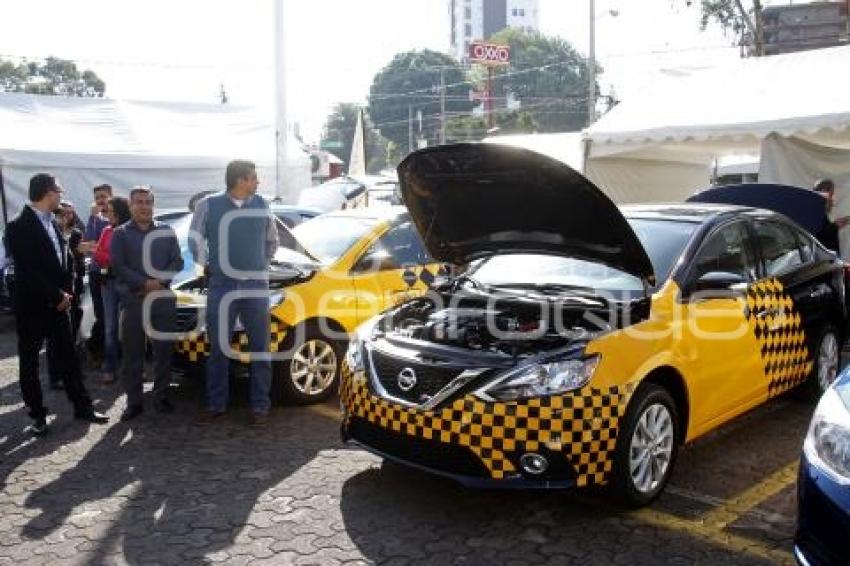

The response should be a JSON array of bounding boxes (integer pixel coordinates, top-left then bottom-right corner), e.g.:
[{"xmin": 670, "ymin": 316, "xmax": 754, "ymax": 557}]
[
  {"xmin": 338, "ymin": 397, "xmax": 813, "ymax": 564},
  {"xmin": 18, "ymin": 376, "xmax": 341, "ymax": 565}
]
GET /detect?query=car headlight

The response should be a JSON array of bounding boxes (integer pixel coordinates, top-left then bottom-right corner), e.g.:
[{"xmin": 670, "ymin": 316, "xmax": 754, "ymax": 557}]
[
  {"xmin": 345, "ymin": 316, "xmax": 381, "ymax": 374},
  {"xmin": 804, "ymin": 386, "xmax": 850, "ymax": 485},
  {"xmin": 475, "ymin": 355, "xmax": 601, "ymax": 402},
  {"xmin": 269, "ymin": 291, "xmax": 285, "ymax": 308}
]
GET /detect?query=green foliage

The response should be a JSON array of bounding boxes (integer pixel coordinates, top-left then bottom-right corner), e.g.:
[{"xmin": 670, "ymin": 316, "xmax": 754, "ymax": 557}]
[
  {"xmin": 445, "ymin": 111, "xmax": 539, "ymax": 143},
  {"xmin": 320, "ymin": 103, "xmax": 390, "ymax": 174},
  {"xmin": 697, "ymin": 0, "xmax": 747, "ymax": 34},
  {"xmin": 0, "ymin": 56, "xmax": 105, "ymax": 97},
  {"xmin": 367, "ymin": 50, "xmax": 472, "ymax": 151},
  {"xmin": 485, "ymin": 28, "xmax": 596, "ymax": 132},
  {"xmin": 693, "ymin": 0, "xmax": 764, "ymax": 38}
]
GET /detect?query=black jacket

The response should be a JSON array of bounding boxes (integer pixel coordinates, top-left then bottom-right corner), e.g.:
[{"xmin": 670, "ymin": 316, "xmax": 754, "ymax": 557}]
[{"xmin": 6, "ymin": 206, "xmax": 74, "ymax": 312}]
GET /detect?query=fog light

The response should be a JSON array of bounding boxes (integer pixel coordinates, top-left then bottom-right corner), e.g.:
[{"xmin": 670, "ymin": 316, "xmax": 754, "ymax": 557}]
[{"xmin": 519, "ymin": 453, "xmax": 549, "ymax": 475}]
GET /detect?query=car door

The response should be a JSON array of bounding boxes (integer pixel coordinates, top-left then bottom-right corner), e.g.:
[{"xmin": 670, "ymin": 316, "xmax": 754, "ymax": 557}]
[
  {"xmin": 750, "ymin": 219, "xmax": 823, "ymax": 397},
  {"xmin": 349, "ymin": 220, "xmax": 445, "ymax": 321},
  {"xmin": 678, "ymin": 220, "xmax": 767, "ymax": 430}
]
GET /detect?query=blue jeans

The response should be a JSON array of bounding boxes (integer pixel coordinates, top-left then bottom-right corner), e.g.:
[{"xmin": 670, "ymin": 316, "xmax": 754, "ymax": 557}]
[
  {"xmin": 102, "ymin": 278, "xmax": 122, "ymax": 374},
  {"xmin": 205, "ymin": 276, "xmax": 271, "ymax": 414}
]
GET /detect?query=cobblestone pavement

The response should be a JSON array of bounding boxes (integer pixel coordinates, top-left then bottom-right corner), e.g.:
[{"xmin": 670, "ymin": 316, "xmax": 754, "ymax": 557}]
[{"xmin": 0, "ymin": 319, "xmax": 814, "ymax": 565}]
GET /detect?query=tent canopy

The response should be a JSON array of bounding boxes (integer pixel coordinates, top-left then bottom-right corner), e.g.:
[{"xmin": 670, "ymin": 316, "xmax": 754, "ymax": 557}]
[
  {"xmin": 585, "ymin": 45, "xmax": 850, "ymax": 203},
  {"xmin": 0, "ymin": 92, "xmax": 310, "ymax": 223}
]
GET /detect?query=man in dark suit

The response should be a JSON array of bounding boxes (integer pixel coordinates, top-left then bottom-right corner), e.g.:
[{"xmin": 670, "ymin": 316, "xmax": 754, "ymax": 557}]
[{"xmin": 5, "ymin": 173, "xmax": 108, "ymax": 435}]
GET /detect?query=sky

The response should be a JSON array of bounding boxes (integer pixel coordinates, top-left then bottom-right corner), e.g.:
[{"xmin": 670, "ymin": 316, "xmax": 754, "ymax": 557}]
[{"xmin": 0, "ymin": 0, "xmax": 772, "ymax": 143}]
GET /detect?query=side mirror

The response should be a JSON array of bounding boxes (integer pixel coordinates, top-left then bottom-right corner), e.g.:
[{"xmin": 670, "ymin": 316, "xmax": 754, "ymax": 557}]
[{"xmin": 690, "ymin": 271, "xmax": 748, "ymax": 299}]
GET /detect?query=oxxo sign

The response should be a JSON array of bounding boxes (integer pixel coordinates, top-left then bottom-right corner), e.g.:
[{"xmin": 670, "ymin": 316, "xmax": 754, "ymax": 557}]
[{"xmin": 468, "ymin": 41, "xmax": 511, "ymax": 65}]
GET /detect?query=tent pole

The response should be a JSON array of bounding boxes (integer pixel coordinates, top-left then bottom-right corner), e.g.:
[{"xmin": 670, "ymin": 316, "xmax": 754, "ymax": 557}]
[
  {"xmin": 582, "ymin": 137, "xmax": 592, "ymax": 176},
  {"xmin": 0, "ymin": 166, "xmax": 7, "ymax": 227},
  {"xmin": 274, "ymin": 0, "xmax": 288, "ymax": 202}
]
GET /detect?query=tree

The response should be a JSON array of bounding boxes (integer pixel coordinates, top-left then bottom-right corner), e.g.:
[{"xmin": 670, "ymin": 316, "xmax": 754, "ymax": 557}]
[
  {"xmin": 483, "ymin": 28, "xmax": 599, "ymax": 132},
  {"xmin": 0, "ymin": 56, "xmax": 106, "ymax": 96},
  {"xmin": 320, "ymin": 103, "xmax": 391, "ymax": 174},
  {"xmin": 368, "ymin": 50, "xmax": 472, "ymax": 152},
  {"xmin": 691, "ymin": 0, "xmax": 765, "ymax": 55},
  {"xmin": 445, "ymin": 111, "xmax": 538, "ymax": 144}
]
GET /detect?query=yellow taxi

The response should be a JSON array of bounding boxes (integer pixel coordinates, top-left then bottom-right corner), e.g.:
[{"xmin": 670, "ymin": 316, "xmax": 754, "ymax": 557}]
[
  {"xmin": 340, "ymin": 144, "xmax": 846, "ymax": 506},
  {"xmin": 172, "ymin": 207, "xmax": 446, "ymax": 403}
]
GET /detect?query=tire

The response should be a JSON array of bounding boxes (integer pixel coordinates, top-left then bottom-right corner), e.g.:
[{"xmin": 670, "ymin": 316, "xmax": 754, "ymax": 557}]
[
  {"xmin": 273, "ymin": 324, "xmax": 345, "ymax": 404},
  {"xmin": 805, "ymin": 325, "xmax": 841, "ymax": 398},
  {"xmin": 610, "ymin": 383, "xmax": 680, "ymax": 507}
]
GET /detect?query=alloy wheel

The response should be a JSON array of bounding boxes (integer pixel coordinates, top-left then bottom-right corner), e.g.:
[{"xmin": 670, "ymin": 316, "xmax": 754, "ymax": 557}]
[
  {"xmin": 817, "ymin": 331, "xmax": 840, "ymax": 392},
  {"xmin": 629, "ymin": 403, "xmax": 675, "ymax": 495},
  {"xmin": 289, "ymin": 339, "xmax": 338, "ymax": 396}
]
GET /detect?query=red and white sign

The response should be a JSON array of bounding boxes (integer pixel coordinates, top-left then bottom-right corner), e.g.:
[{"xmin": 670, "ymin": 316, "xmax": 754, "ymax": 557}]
[{"xmin": 468, "ymin": 41, "xmax": 511, "ymax": 66}]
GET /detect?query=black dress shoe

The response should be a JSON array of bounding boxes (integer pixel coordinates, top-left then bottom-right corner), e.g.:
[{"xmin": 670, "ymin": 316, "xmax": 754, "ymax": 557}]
[
  {"xmin": 30, "ymin": 417, "xmax": 49, "ymax": 436},
  {"xmin": 120, "ymin": 405, "xmax": 144, "ymax": 422},
  {"xmin": 153, "ymin": 398, "xmax": 175, "ymax": 414},
  {"xmin": 75, "ymin": 410, "xmax": 109, "ymax": 424}
]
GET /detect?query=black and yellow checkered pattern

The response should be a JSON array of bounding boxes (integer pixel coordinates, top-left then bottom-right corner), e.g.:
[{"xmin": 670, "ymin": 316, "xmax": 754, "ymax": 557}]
[
  {"xmin": 399, "ymin": 263, "xmax": 449, "ymax": 288},
  {"xmin": 744, "ymin": 278, "xmax": 812, "ymax": 397},
  {"xmin": 174, "ymin": 318, "xmax": 288, "ymax": 364},
  {"xmin": 341, "ymin": 364, "xmax": 635, "ymax": 487}
]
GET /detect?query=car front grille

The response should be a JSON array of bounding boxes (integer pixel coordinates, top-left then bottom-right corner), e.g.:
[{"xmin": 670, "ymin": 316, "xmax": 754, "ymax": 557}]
[
  {"xmin": 368, "ymin": 348, "xmax": 465, "ymax": 405},
  {"xmin": 175, "ymin": 306, "xmax": 202, "ymax": 333},
  {"xmin": 347, "ymin": 417, "xmax": 490, "ymax": 477}
]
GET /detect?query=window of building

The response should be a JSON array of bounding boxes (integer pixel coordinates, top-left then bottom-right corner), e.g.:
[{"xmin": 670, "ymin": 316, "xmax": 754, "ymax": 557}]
[{"xmin": 465, "ymin": 23, "xmax": 472, "ymax": 37}]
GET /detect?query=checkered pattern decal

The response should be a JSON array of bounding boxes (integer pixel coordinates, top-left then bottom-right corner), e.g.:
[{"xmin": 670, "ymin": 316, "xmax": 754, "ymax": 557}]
[
  {"xmin": 174, "ymin": 318, "xmax": 287, "ymax": 364},
  {"xmin": 400, "ymin": 263, "xmax": 449, "ymax": 288},
  {"xmin": 744, "ymin": 278, "xmax": 812, "ymax": 396},
  {"xmin": 341, "ymin": 364, "xmax": 635, "ymax": 487}
]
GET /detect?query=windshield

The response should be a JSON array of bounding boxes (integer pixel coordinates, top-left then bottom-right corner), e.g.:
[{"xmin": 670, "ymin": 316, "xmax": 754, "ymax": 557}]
[
  {"xmin": 158, "ymin": 213, "xmax": 198, "ymax": 285},
  {"xmin": 292, "ymin": 216, "xmax": 380, "ymax": 265},
  {"xmin": 472, "ymin": 219, "xmax": 697, "ymax": 293},
  {"xmin": 628, "ymin": 219, "xmax": 699, "ymax": 282}
]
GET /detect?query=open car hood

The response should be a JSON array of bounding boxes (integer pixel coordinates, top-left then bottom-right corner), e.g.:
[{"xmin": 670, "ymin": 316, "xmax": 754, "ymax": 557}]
[{"xmin": 398, "ymin": 143, "xmax": 655, "ymax": 281}]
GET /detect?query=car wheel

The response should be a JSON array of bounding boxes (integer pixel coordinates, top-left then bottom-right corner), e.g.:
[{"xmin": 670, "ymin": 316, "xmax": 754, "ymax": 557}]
[
  {"xmin": 807, "ymin": 325, "xmax": 841, "ymax": 397},
  {"xmin": 274, "ymin": 325, "xmax": 344, "ymax": 404},
  {"xmin": 610, "ymin": 383, "xmax": 680, "ymax": 507}
]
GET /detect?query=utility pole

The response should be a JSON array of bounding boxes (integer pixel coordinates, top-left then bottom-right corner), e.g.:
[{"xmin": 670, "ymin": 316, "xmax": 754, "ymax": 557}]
[
  {"xmin": 439, "ymin": 69, "xmax": 446, "ymax": 145},
  {"xmin": 274, "ymin": 0, "xmax": 289, "ymax": 201},
  {"xmin": 588, "ymin": 0, "xmax": 596, "ymax": 126},
  {"xmin": 486, "ymin": 67, "xmax": 495, "ymax": 130}
]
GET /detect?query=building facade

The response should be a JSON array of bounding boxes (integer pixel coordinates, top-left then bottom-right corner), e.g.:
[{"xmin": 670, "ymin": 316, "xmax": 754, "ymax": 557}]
[
  {"xmin": 761, "ymin": 1, "xmax": 849, "ymax": 55},
  {"xmin": 449, "ymin": 0, "xmax": 539, "ymax": 61}
]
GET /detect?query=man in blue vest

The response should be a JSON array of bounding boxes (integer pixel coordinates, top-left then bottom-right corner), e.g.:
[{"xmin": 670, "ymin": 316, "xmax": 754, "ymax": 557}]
[{"xmin": 189, "ymin": 160, "xmax": 279, "ymax": 426}]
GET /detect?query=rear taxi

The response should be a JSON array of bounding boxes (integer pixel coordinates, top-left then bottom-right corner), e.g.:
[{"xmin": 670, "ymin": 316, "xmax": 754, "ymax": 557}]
[{"xmin": 173, "ymin": 207, "xmax": 445, "ymax": 403}]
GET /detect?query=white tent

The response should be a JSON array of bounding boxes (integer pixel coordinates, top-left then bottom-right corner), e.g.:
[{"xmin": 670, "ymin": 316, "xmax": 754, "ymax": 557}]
[
  {"xmin": 584, "ymin": 45, "xmax": 850, "ymax": 204},
  {"xmin": 0, "ymin": 92, "xmax": 311, "ymax": 224},
  {"xmin": 483, "ymin": 132, "xmax": 585, "ymax": 172}
]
